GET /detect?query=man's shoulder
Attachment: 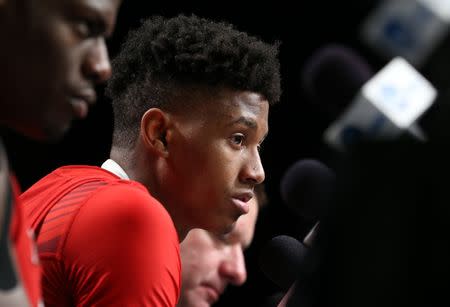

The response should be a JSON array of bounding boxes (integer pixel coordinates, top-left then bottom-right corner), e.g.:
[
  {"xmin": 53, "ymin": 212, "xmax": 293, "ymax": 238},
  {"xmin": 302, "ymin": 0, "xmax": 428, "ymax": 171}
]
[
  {"xmin": 84, "ymin": 182, "xmax": 171, "ymax": 226},
  {"xmin": 69, "ymin": 180, "xmax": 179, "ymax": 252},
  {"xmin": 43, "ymin": 166, "xmax": 173, "ymax": 230},
  {"xmin": 21, "ymin": 164, "xmax": 137, "ymax": 200},
  {"xmin": 53, "ymin": 165, "xmax": 122, "ymax": 181},
  {"xmin": 20, "ymin": 165, "xmax": 147, "ymax": 228}
]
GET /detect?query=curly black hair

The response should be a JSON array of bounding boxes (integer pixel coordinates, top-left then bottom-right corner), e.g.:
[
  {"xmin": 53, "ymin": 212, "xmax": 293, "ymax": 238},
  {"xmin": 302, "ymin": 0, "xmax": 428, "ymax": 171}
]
[{"xmin": 106, "ymin": 14, "xmax": 281, "ymax": 148}]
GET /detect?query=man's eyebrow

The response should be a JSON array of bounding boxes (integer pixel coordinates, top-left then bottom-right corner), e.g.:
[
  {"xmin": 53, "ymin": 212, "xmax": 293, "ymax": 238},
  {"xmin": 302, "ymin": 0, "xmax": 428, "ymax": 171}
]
[
  {"xmin": 79, "ymin": 2, "xmax": 115, "ymax": 38},
  {"xmin": 227, "ymin": 116, "xmax": 257, "ymax": 129}
]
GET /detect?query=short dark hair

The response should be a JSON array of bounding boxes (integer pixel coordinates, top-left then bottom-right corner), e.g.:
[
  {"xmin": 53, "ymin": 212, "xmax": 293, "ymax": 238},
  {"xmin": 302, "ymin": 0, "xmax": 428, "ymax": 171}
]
[{"xmin": 106, "ymin": 14, "xmax": 281, "ymax": 148}]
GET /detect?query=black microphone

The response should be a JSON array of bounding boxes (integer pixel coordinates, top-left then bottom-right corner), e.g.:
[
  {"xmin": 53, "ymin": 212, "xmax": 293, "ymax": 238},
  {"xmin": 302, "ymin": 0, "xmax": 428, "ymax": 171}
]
[
  {"xmin": 258, "ymin": 235, "xmax": 308, "ymax": 292},
  {"xmin": 280, "ymin": 158, "xmax": 336, "ymax": 222},
  {"xmin": 301, "ymin": 44, "xmax": 373, "ymax": 123},
  {"xmin": 277, "ymin": 159, "xmax": 337, "ymax": 306}
]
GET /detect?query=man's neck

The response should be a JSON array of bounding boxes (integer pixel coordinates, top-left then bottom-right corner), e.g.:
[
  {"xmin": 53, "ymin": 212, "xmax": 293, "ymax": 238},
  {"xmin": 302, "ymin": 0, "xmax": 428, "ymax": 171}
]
[{"xmin": 109, "ymin": 145, "xmax": 189, "ymax": 241}]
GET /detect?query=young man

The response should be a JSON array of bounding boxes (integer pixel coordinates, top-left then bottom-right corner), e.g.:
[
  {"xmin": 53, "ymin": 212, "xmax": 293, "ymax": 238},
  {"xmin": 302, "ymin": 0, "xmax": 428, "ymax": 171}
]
[
  {"xmin": 177, "ymin": 184, "xmax": 267, "ymax": 307},
  {"xmin": 0, "ymin": 0, "xmax": 122, "ymax": 306},
  {"xmin": 21, "ymin": 14, "xmax": 281, "ymax": 306}
]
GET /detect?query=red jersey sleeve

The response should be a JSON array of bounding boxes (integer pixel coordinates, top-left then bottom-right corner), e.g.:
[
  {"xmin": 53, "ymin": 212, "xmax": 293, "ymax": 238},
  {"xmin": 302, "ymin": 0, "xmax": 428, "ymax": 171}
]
[
  {"xmin": 8, "ymin": 176, "xmax": 43, "ymax": 307},
  {"xmin": 62, "ymin": 183, "xmax": 181, "ymax": 306}
]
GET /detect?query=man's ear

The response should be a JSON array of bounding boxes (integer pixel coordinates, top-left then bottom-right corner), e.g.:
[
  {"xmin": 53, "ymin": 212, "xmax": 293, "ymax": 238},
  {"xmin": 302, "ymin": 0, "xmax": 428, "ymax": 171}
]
[{"xmin": 140, "ymin": 108, "xmax": 171, "ymax": 156}]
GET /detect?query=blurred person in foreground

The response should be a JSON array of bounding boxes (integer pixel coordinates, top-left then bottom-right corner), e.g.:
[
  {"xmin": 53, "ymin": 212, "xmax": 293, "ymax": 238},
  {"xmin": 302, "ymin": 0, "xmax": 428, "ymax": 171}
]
[{"xmin": 0, "ymin": 0, "xmax": 122, "ymax": 305}]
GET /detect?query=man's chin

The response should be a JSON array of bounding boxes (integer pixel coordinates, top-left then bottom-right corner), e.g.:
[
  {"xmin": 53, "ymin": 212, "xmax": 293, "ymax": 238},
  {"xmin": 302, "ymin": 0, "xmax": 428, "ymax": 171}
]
[
  {"xmin": 214, "ymin": 220, "xmax": 236, "ymax": 236},
  {"xmin": 197, "ymin": 216, "xmax": 237, "ymax": 237},
  {"xmin": 38, "ymin": 120, "xmax": 71, "ymax": 143},
  {"xmin": 11, "ymin": 117, "xmax": 70, "ymax": 143}
]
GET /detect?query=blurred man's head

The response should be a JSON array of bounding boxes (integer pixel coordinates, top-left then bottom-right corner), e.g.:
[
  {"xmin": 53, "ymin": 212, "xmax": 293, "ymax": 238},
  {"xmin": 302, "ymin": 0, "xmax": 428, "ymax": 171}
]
[
  {"xmin": 0, "ymin": 0, "xmax": 122, "ymax": 140},
  {"xmin": 178, "ymin": 184, "xmax": 267, "ymax": 307}
]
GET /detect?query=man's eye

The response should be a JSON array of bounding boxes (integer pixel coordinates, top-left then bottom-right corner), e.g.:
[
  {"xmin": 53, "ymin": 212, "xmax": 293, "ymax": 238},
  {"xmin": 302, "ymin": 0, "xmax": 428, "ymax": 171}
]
[
  {"xmin": 213, "ymin": 235, "xmax": 229, "ymax": 247},
  {"xmin": 231, "ymin": 134, "xmax": 245, "ymax": 146},
  {"xmin": 75, "ymin": 19, "xmax": 102, "ymax": 38}
]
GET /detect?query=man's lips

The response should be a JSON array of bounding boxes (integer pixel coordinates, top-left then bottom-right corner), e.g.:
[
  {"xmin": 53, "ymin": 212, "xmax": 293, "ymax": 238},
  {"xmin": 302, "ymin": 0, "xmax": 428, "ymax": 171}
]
[
  {"xmin": 70, "ymin": 98, "xmax": 89, "ymax": 119},
  {"xmin": 232, "ymin": 191, "xmax": 254, "ymax": 215},
  {"xmin": 70, "ymin": 90, "xmax": 96, "ymax": 119},
  {"xmin": 234, "ymin": 191, "xmax": 253, "ymax": 203},
  {"xmin": 201, "ymin": 284, "xmax": 221, "ymax": 304}
]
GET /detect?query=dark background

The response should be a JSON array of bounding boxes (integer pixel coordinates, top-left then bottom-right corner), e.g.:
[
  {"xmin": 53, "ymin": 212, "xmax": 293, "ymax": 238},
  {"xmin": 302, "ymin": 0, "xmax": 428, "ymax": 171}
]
[{"xmin": 4, "ymin": 1, "xmax": 403, "ymax": 305}]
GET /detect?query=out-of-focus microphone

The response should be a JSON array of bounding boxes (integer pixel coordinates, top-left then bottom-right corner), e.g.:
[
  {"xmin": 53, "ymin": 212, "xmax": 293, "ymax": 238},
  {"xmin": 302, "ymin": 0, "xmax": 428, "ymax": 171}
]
[
  {"xmin": 258, "ymin": 235, "xmax": 308, "ymax": 292},
  {"xmin": 301, "ymin": 45, "xmax": 437, "ymax": 152},
  {"xmin": 360, "ymin": 0, "xmax": 450, "ymax": 67},
  {"xmin": 280, "ymin": 159, "xmax": 336, "ymax": 221},
  {"xmin": 360, "ymin": 1, "xmax": 450, "ymax": 142},
  {"xmin": 265, "ymin": 159, "xmax": 339, "ymax": 307},
  {"xmin": 276, "ymin": 159, "xmax": 336, "ymax": 306},
  {"xmin": 301, "ymin": 44, "xmax": 373, "ymax": 123}
]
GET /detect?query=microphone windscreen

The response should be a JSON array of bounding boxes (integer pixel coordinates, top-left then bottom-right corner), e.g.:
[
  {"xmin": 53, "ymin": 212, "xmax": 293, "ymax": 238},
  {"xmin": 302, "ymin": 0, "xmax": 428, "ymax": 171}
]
[
  {"xmin": 280, "ymin": 159, "xmax": 336, "ymax": 220},
  {"xmin": 301, "ymin": 44, "xmax": 373, "ymax": 120},
  {"xmin": 258, "ymin": 235, "xmax": 307, "ymax": 291}
]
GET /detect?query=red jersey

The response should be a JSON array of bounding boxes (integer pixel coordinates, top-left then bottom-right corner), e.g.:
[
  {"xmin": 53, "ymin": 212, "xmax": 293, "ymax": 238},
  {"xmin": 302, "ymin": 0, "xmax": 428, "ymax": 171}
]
[
  {"xmin": 20, "ymin": 166, "xmax": 181, "ymax": 307},
  {"xmin": 1, "ymin": 177, "xmax": 43, "ymax": 307}
]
